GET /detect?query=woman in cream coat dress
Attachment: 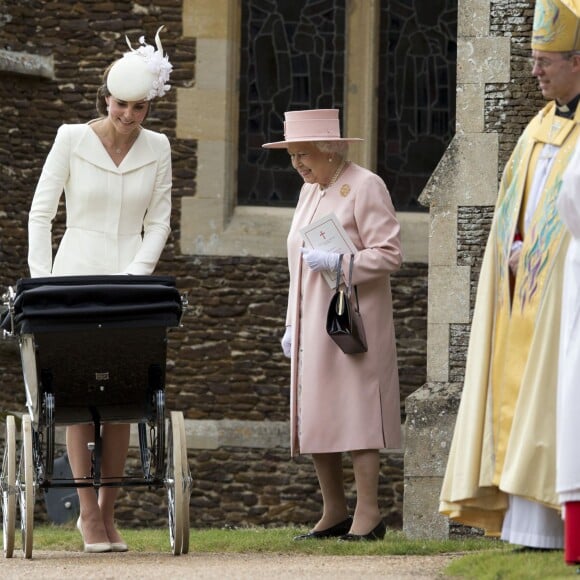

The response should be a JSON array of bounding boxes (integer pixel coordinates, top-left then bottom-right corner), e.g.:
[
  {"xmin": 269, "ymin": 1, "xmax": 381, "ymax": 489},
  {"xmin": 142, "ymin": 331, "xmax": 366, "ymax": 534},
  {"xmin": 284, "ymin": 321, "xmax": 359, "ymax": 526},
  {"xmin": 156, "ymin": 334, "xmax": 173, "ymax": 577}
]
[
  {"xmin": 28, "ymin": 29, "xmax": 172, "ymax": 553},
  {"xmin": 263, "ymin": 109, "xmax": 402, "ymax": 542}
]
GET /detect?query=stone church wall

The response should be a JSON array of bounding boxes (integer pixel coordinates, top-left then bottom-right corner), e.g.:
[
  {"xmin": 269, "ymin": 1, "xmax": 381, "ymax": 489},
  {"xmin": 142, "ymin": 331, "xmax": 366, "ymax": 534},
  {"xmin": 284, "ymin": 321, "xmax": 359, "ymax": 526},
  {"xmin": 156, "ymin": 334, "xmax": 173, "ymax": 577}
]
[
  {"xmin": 404, "ymin": 0, "xmax": 542, "ymax": 539},
  {"xmin": 0, "ymin": 1, "xmax": 426, "ymax": 529}
]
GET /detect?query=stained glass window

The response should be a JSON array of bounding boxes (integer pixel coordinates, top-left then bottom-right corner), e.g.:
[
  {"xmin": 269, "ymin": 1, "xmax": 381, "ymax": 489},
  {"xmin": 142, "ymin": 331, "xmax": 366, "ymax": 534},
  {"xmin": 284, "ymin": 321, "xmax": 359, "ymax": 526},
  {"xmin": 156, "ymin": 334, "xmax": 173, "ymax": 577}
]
[
  {"xmin": 377, "ymin": 1, "xmax": 457, "ymax": 211},
  {"xmin": 237, "ymin": 0, "xmax": 457, "ymax": 211},
  {"xmin": 237, "ymin": 0, "xmax": 346, "ymax": 206}
]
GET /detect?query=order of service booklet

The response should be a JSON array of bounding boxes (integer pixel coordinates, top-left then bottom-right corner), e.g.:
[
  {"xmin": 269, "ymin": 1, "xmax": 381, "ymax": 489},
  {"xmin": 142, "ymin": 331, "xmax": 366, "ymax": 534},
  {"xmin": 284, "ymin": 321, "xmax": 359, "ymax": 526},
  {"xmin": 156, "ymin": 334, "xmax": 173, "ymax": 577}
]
[{"xmin": 300, "ymin": 213, "xmax": 357, "ymax": 288}]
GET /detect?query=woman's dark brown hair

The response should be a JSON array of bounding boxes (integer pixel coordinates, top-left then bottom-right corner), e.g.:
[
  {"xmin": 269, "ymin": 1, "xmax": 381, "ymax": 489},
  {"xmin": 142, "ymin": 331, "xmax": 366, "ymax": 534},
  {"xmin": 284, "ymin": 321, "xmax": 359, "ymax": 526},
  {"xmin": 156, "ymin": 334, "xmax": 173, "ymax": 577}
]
[{"xmin": 95, "ymin": 63, "xmax": 113, "ymax": 117}]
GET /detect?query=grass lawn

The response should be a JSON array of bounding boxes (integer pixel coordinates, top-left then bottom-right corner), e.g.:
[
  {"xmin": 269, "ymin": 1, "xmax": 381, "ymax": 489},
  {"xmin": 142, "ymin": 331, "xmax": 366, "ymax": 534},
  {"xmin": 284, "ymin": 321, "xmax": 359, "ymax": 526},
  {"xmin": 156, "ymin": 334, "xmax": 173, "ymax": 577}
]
[{"xmin": 12, "ymin": 524, "xmax": 578, "ymax": 577}]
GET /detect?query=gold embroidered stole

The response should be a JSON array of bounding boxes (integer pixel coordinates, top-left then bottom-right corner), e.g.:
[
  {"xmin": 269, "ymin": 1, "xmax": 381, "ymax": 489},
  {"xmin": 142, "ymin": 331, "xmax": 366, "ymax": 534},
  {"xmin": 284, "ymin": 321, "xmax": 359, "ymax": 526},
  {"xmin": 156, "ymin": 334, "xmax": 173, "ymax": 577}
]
[{"xmin": 490, "ymin": 104, "xmax": 579, "ymax": 483}]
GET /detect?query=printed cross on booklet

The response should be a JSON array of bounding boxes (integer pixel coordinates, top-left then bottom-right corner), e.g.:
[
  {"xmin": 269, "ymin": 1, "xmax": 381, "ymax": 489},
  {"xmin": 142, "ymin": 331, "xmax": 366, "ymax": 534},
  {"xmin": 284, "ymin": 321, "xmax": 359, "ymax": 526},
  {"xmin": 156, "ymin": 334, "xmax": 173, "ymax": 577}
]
[{"xmin": 300, "ymin": 213, "xmax": 357, "ymax": 288}]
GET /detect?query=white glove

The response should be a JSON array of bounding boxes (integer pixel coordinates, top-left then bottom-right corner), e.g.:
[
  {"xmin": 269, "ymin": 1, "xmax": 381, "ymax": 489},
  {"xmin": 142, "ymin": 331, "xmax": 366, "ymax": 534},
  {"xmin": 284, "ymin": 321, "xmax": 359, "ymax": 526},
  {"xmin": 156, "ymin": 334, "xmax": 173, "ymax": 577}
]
[
  {"xmin": 281, "ymin": 326, "xmax": 292, "ymax": 358},
  {"xmin": 300, "ymin": 248, "xmax": 340, "ymax": 272}
]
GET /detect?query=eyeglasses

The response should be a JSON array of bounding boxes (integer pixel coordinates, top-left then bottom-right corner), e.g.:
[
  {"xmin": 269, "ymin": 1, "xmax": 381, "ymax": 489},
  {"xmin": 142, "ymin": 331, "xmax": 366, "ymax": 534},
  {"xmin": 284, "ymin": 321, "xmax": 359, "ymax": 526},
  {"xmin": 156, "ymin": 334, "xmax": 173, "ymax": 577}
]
[{"xmin": 527, "ymin": 56, "xmax": 571, "ymax": 70}]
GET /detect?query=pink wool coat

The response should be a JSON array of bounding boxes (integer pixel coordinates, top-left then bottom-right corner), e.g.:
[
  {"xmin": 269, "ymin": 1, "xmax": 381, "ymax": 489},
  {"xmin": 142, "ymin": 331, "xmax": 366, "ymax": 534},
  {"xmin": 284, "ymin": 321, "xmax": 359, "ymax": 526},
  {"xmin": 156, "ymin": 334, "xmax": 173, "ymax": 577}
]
[{"xmin": 286, "ymin": 162, "xmax": 402, "ymax": 455}]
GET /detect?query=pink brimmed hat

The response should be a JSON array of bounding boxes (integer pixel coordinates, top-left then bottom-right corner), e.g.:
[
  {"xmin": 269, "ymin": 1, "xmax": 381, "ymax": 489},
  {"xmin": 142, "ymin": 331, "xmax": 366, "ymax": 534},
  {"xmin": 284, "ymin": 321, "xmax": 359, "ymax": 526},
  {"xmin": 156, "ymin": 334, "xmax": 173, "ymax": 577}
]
[{"xmin": 262, "ymin": 109, "xmax": 363, "ymax": 149}]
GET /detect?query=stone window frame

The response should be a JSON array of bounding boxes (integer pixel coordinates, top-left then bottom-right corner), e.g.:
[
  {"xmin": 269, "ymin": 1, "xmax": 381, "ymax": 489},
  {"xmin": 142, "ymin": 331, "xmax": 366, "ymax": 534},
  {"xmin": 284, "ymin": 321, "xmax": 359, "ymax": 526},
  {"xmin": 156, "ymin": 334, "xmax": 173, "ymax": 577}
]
[{"xmin": 178, "ymin": 0, "xmax": 428, "ymax": 262}]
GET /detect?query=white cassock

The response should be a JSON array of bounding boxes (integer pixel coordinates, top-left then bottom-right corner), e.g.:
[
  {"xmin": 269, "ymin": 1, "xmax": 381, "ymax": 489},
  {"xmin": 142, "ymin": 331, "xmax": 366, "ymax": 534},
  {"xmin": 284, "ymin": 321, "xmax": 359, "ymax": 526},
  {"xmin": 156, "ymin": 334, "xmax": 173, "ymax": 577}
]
[
  {"xmin": 557, "ymin": 138, "xmax": 580, "ymax": 506},
  {"xmin": 500, "ymin": 142, "xmax": 565, "ymax": 549}
]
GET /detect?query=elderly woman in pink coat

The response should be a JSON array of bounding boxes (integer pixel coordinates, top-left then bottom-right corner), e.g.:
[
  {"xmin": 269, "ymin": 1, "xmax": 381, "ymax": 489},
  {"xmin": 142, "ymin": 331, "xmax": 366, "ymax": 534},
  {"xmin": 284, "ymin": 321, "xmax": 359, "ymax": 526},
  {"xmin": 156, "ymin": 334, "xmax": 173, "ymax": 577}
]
[
  {"xmin": 28, "ymin": 29, "xmax": 172, "ymax": 553},
  {"xmin": 263, "ymin": 109, "xmax": 402, "ymax": 541}
]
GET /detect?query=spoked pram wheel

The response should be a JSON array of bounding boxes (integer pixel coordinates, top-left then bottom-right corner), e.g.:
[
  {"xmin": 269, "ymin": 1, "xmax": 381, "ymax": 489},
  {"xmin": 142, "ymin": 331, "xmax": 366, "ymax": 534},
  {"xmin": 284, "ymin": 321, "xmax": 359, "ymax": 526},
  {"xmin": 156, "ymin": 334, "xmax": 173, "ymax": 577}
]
[
  {"xmin": 166, "ymin": 411, "xmax": 191, "ymax": 555},
  {"xmin": 138, "ymin": 389, "xmax": 165, "ymax": 481},
  {"xmin": 18, "ymin": 415, "xmax": 35, "ymax": 559},
  {"xmin": 1, "ymin": 415, "xmax": 16, "ymax": 558}
]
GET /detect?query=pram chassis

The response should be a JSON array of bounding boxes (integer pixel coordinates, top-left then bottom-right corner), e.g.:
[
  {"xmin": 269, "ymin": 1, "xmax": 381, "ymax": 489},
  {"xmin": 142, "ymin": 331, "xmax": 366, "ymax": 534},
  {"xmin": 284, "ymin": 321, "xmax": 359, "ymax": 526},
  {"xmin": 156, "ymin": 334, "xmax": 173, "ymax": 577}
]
[{"xmin": 0, "ymin": 275, "xmax": 192, "ymax": 558}]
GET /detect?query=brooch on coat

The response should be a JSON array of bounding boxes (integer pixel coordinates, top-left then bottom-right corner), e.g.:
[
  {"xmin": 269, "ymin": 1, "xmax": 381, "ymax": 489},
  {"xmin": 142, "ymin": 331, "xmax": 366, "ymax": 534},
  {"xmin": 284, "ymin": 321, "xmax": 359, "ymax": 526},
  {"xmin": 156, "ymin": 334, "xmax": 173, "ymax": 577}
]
[{"xmin": 340, "ymin": 184, "xmax": 351, "ymax": 197}]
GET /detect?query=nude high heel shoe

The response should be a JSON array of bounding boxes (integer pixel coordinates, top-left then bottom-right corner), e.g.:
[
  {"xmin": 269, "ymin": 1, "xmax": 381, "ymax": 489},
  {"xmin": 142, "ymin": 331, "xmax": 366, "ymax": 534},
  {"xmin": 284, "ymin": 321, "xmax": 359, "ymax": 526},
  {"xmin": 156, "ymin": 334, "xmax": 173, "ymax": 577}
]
[
  {"xmin": 110, "ymin": 540, "xmax": 128, "ymax": 552},
  {"xmin": 77, "ymin": 517, "xmax": 112, "ymax": 553}
]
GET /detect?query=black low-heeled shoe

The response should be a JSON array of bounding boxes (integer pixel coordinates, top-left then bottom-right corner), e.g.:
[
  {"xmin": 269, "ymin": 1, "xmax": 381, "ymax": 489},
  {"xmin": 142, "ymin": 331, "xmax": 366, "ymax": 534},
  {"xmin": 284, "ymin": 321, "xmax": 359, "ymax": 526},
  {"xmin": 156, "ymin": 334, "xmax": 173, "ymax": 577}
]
[
  {"xmin": 293, "ymin": 516, "xmax": 353, "ymax": 541},
  {"xmin": 513, "ymin": 546, "xmax": 560, "ymax": 553},
  {"xmin": 338, "ymin": 519, "xmax": 386, "ymax": 542}
]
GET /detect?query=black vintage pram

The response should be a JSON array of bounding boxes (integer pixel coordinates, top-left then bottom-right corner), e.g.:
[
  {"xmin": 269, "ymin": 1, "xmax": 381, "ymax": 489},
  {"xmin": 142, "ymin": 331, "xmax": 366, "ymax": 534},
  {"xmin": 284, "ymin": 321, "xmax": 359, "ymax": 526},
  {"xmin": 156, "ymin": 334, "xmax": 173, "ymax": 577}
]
[{"xmin": 0, "ymin": 275, "xmax": 192, "ymax": 558}]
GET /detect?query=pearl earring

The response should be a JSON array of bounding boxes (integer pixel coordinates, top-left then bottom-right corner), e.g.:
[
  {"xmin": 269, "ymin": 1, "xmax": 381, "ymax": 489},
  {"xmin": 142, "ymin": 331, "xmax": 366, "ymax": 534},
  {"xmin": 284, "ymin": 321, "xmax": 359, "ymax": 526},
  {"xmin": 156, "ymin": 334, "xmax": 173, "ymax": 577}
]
[{"xmin": 328, "ymin": 157, "xmax": 333, "ymax": 163}]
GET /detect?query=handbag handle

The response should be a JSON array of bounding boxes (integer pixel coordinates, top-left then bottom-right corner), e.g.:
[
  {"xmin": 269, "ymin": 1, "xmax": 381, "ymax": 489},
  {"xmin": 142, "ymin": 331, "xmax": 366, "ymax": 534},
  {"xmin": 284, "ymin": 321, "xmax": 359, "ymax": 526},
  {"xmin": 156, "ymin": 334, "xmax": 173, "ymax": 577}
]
[
  {"xmin": 334, "ymin": 254, "xmax": 343, "ymax": 292},
  {"xmin": 334, "ymin": 254, "xmax": 361, "ymax": 313}
]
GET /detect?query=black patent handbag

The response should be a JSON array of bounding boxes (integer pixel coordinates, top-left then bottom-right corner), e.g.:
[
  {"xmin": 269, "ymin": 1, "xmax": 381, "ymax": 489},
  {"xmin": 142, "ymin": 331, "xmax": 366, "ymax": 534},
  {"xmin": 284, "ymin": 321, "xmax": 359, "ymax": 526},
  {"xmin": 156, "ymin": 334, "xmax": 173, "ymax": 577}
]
[{"xmin": 325, "ymin": 254, "xmax": 368, "ymax": 354}]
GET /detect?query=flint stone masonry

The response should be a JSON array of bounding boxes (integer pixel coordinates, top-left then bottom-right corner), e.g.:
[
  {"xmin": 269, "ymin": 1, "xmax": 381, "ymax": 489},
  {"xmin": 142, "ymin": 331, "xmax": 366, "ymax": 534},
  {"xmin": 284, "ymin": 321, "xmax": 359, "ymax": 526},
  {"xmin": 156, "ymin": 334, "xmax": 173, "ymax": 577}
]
[
  {"xmin": 0, "ymin": 418, "xmax": 404, "ymax": 530},
  {"xmin": 450, "ymin": 205, "xmax": 495, "ymax": 383}
]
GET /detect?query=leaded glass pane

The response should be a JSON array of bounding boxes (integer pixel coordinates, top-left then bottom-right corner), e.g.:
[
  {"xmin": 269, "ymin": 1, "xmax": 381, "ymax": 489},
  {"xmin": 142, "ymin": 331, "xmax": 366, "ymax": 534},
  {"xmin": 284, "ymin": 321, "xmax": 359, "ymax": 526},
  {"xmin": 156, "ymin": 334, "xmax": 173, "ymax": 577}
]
[
  {"xmin": 238, "ymin": 0, "xmax": 346, "ymax": 207},
  {"xmin": 378, "ymin": 1, "xmax": 457, "ymax": 212}
]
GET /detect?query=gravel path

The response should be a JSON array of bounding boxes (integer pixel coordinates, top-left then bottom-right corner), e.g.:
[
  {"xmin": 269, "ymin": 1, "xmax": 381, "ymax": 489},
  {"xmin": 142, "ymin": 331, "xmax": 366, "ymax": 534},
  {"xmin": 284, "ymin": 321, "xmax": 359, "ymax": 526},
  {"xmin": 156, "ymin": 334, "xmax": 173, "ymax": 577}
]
[{"xmin": 1, "ymin": 551, "xmax": 460, "ymax": 579}]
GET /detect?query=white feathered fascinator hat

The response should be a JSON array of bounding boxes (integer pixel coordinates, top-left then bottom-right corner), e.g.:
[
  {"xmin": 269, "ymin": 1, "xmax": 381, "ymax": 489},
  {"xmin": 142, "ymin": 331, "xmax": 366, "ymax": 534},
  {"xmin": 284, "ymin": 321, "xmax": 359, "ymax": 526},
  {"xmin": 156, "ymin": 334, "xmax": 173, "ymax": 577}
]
[{"xmin": 107, "ymin": 26, "xmax": 173, "ymax": 101}]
